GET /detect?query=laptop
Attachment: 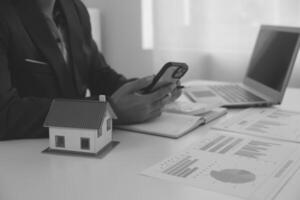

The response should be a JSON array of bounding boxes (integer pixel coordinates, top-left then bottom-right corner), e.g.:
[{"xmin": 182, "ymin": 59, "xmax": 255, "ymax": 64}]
[{"xmin": 185, "ymin": 25, "xmax": 300, "ymax": 108}]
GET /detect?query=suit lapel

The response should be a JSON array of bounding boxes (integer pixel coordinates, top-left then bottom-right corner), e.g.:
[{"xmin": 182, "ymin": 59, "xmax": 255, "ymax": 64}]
[
  {"xmin": 59, "ymin": 0, "xmax": 88, "ymax": 96},
  {"xmin": 13, "ymin": 0, "xmax": 77, "ymax": 98}
]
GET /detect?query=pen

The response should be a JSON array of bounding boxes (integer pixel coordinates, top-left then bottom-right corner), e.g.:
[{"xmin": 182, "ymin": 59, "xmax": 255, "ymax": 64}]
[{"xmin": 25, "ymin": 59, "xmax": 48, "ymax": 65}]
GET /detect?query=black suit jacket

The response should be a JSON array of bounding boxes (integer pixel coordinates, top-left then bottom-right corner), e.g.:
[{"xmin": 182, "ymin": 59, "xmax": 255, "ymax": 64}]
[{"xmin": 0, "ymin": 0, "xmax": 127, "ymax": 140}]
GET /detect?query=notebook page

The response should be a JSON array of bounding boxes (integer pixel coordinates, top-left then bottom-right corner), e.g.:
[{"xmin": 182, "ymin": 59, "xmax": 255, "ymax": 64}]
[{"xmin": 117, "ymin": 112, "xmax": 202, "ymax": 138}]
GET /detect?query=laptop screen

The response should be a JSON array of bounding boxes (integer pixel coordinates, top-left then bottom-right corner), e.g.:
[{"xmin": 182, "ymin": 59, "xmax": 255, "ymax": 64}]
[{"xmin": 246, "ymin": 28, "xmax": 300, "ymax": 91}]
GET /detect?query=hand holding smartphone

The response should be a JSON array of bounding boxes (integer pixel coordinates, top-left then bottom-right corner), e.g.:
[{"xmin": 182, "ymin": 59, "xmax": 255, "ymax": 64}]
[{"xmin": 141, "ymin": 62, "xmax": 189, "ymax": 94}]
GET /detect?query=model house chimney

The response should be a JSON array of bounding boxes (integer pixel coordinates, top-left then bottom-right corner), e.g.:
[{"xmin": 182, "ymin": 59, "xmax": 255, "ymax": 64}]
[{"xmin": 99, "ymin": 95, "xmax": 106, "ymax": 102}]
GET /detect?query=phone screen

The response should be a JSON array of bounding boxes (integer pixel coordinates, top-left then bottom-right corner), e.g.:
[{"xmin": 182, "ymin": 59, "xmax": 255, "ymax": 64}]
[
  {"xmin": 142, "ymin": 62, "xmax": 188, "ymax": 93},
  {"xmin": 151, "ymin": 66, "xmax": 179, "ymax": 91}
]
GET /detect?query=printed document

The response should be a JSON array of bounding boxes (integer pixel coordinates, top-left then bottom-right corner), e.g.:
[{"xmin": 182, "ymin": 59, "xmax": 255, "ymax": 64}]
[
  {"xmin": 213, "ymin": 107, "xmax": 300, "ymax": 142},
  {"xmin": 142, "ymin": 131, "xmax": 300, "ymax": 200}
]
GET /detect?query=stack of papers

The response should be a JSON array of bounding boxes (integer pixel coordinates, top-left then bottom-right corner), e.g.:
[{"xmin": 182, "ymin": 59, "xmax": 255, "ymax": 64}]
[
  {"xmin": 142, "ymin": 131, "xmax": 300, "ymax": 200},
  {"xmin": 141, "ymin": 107, "xmax": 300, "ymax": 200}
]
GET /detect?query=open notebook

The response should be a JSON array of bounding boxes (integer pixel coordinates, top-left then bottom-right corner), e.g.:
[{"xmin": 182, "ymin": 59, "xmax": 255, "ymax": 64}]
[{"xmin": 117, "ymin": 108, "xmax": 227, "ymax": 138}]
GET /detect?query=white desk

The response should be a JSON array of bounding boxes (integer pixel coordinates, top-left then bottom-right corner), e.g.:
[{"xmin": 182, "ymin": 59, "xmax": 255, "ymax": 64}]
[{"xmin": 1, "ymin": 87, "xmax": 300, "ymax": 200}]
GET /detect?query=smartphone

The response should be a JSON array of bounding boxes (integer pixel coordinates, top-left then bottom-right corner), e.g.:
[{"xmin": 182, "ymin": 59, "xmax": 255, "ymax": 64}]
[{"xmin": 141, "ymin": 62, "xmax": 188, "ymax": 94}]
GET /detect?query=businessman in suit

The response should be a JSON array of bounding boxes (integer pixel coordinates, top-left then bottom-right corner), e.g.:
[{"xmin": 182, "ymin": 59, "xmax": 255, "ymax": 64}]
[{"xmin": 0, "ymin": 0, "xmax": 180, "ymax": 140}]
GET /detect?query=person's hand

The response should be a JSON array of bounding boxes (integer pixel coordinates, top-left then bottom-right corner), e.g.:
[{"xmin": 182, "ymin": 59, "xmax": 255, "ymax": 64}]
[
  {"xmin": 111, "ymin": 76, "xmax": 179, "ymax": 125},
  {"xmin": 159, "ymin": 80, "xmax": 183, "ymax": 104},
  {"xmin": 168, "ymin": 80, "xmax": 183, "ymax": 103}
]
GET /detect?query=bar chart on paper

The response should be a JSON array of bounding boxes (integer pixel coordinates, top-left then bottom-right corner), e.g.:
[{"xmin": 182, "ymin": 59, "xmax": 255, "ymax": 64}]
[
  {"xmin": 142, "ymin": 131, "xmax": 300, "ymax": 200},
  {"xmin": 213, "ymin": 108, "xmax": 300, "ymax": 142},
  {"xmin": 162, "ymin": 156, "xmax": 199, "ymax": 178}
]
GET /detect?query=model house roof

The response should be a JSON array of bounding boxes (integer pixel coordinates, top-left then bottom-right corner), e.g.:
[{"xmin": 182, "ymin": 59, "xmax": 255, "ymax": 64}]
[{"xmin": 44, "ymin": 99, "xmax": 116, "ymax": 129}]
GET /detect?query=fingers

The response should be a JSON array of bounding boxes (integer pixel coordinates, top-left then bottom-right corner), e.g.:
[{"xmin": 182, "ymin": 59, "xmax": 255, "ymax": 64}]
[
  {"xmin": 152, "ymin": 98, "xmax": 164, "ymax": 110},
  {"xmin": 143, "ymin": 83, "xmax": 176, "ymax": 103},
  {"xmin": 132, "ymin": 82, "xmax": 182, "ymax": 111},
  {"xmin": 122, "ymin": 76, "xmax": 154, "ymax": 94},
  {"xmin": 111, "ymin": 78, "xmax": 181, "ymax": 125},
  {"xmin": 169, "ymin": 86, "xmax": 183, "ymax": 102},
  {"xmin": 112, "ymin": 76, "xmax": 154, "ymax": 99},
  {"xmin": 136, "ymin": 98, "xmax": 164, "ymax": 122}
]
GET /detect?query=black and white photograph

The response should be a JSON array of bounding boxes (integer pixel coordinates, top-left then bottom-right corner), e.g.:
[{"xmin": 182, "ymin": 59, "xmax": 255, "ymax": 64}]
[{"xmin": 1, "ymin": 0, "xmax": 300, "ymax": 200}]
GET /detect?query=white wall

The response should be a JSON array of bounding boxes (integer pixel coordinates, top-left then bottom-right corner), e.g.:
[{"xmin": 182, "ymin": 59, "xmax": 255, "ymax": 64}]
[
  {"xmin": 152, "ymin": 0, "xmax": 300, "ymax": 87},
  {"xmin": 82, "ymin": 0, "xmax": 300, "ymax": 87},
  {"xmin": 82, "ymin": 0, "xmax": 154, "ymax": 78}
]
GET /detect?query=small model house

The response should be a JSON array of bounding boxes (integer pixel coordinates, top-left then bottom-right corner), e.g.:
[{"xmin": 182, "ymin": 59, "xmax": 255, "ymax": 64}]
[{"xmin": 44, "ymin": 96, "xmax": 117, "ymax": 155}]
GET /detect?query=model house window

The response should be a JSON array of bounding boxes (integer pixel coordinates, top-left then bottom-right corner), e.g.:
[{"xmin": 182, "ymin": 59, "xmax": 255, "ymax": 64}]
[
  {"xmin": 97, "ymin": 130, "xmax": 102, "ymax": 138},
  {"xmin": 107, "ymin": 118, "xmax": 112, "ymax": 131},
  {"xmin": 55, "ymin": 135, "xmax": 65, "ymax": 148},
  {"xmin": 81, "ymin": 137, "xmax": 90, "ymax": 150}
]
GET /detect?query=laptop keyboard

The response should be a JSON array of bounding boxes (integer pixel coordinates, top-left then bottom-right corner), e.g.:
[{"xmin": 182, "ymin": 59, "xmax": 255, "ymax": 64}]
[{"xmin": 208, "ymin": 85, "xmax": 264, "ymax": 103}]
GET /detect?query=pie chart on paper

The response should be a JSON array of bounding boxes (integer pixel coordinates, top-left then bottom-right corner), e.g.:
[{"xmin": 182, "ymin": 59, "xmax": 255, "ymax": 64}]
[{"xmin": 210, "ymin": 169, "xmax": 256, "ymax": 184}]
